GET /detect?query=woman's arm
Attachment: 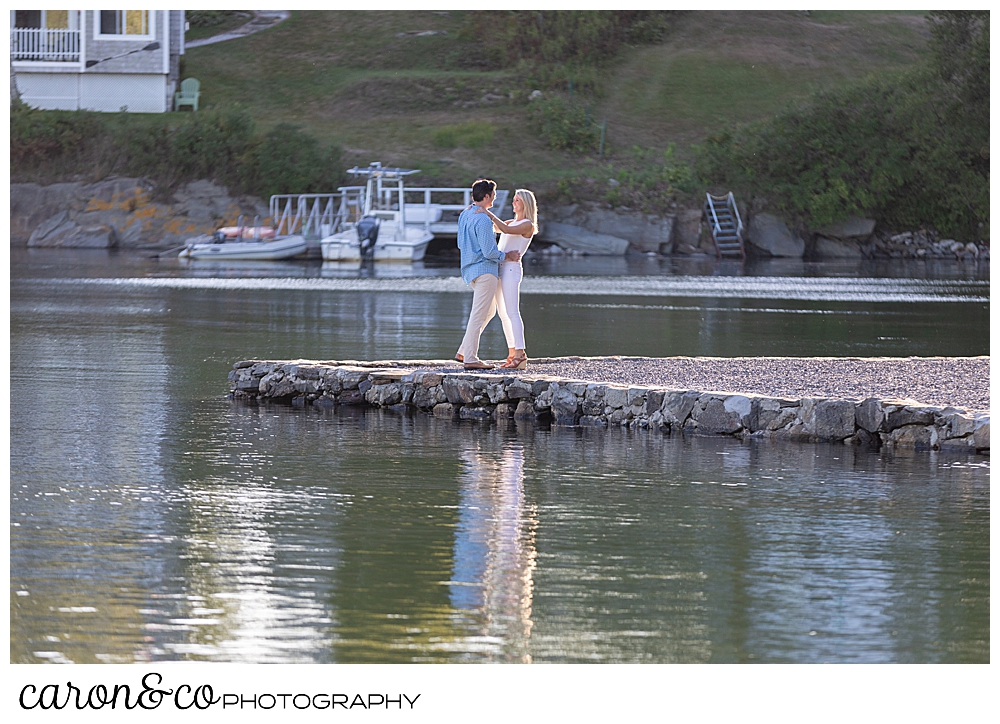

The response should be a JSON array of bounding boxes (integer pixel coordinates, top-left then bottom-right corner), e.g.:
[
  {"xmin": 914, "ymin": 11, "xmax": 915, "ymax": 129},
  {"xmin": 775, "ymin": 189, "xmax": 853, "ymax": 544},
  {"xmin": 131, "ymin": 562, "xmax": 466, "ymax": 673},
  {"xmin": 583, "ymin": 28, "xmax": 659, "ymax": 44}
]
[{"xmin": 477, "ymin": 208, "xmax": 533, "ymax": 237}]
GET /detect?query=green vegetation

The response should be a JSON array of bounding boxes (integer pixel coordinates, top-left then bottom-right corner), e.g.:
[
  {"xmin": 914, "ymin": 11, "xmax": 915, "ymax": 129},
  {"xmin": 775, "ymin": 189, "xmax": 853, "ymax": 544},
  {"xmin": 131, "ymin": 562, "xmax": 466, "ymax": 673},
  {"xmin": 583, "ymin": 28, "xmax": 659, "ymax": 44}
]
[
  {"xmin": 527, "ymin": 96, "xmax": 600, "ymax": 152},
  {"xmin": 696, "ymin": 11, "xmax": 989, "ymax": 240},
  {"xmin": 10, "ymin": 104, "xmax": 342, "ymax": 200},
  {"xmin": 12, "ymin": 10, "xmax": 986, "ymax": 239},
  {"xmin": 432, "ymin": 122, "xmax": 495, "ymax": 149}
]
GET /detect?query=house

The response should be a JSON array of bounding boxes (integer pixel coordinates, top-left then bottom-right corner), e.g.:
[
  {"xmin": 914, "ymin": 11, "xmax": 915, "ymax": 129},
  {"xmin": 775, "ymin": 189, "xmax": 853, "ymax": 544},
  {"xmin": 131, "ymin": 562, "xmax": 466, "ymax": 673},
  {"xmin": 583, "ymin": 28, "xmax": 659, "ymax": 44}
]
[{"xmin": 11, "ymin": 10, "xmax": 185, "ymax": 112}]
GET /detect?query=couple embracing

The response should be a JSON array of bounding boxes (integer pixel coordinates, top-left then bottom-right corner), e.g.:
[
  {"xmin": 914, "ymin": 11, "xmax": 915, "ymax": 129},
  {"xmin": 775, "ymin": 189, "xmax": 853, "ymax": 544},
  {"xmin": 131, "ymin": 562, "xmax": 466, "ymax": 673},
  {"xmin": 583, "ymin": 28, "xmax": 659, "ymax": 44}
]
[{"xmin": 455, "ymin": 179, "xmax": 538, "ymax": 371}]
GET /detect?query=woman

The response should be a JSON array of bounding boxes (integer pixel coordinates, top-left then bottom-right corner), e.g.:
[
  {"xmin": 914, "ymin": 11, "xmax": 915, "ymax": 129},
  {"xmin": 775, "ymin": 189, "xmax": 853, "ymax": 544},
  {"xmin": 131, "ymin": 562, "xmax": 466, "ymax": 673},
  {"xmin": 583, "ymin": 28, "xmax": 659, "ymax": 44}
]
[{"xmin": 476, "ymin": 189, "xmax": 537, "ymax": 370}]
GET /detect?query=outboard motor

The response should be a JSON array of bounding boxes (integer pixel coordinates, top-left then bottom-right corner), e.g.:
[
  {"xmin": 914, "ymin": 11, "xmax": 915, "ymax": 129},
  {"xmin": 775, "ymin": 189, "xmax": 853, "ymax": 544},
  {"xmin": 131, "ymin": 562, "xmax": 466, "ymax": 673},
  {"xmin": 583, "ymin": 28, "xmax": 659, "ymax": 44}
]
[{"xmin": 356, "ymin": 215, "xmax": 380, "ymax": 257}]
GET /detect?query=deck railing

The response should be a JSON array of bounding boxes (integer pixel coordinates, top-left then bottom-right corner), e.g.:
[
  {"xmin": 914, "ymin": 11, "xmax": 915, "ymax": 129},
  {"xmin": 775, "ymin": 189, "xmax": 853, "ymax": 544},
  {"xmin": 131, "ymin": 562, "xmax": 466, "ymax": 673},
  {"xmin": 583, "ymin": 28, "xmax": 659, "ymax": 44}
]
[{"xmin": 11, "ymin": 28, "xmax": 81, "ymax": 62}]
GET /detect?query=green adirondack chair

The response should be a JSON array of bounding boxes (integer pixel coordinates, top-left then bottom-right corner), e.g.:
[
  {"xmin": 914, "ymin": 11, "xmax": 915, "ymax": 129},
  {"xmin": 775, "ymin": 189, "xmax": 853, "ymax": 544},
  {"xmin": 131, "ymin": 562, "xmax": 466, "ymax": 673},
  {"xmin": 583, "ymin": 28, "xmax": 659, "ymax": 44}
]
[{"xmin": 174, "ymin": 78, "xmax": 200, "ymax": 111}]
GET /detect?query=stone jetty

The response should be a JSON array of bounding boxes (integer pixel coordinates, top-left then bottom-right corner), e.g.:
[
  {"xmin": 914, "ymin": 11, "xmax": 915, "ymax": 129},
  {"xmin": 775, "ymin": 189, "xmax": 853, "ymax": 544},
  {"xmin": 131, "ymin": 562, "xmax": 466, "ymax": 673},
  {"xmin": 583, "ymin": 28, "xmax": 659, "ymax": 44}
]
[{"xmin": 228, "ymin": 356, "xmax": 989, "ymax": 455}]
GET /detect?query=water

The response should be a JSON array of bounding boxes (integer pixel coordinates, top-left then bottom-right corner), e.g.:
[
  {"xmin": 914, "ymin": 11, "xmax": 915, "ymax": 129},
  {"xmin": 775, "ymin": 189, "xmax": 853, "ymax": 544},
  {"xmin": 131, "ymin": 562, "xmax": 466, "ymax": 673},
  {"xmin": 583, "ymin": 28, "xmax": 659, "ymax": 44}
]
[{"xmin": 9, "ymin": 248, "xmax": 990, "ymax": 663}]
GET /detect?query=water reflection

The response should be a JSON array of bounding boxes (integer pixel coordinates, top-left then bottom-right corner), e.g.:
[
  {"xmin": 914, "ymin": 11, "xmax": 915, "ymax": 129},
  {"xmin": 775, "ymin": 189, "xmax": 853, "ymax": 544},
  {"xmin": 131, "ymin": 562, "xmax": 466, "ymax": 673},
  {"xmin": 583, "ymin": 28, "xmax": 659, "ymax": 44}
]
[{"xmin": 451, "ymin": 439, "xmax": 537, "ymax": 662}]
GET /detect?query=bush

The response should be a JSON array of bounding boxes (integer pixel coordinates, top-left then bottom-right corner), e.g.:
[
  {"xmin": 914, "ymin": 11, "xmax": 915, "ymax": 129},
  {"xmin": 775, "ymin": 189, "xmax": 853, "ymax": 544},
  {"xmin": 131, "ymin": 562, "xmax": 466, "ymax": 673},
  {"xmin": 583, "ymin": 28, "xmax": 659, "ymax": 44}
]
[
  {"xmin": 462, "ymin": 11, "xmax": 674, "ymax": 69},
  {"xmin": 10, "ymin": 106, "xmax": 344, "ymax": 201},
  {"xmin": 527, "ymin": 95, "xmax": 599, "ymax": 152},
  {"xmin": 247, "ymin": 123, "xmax": 343, "ymax": 201}
]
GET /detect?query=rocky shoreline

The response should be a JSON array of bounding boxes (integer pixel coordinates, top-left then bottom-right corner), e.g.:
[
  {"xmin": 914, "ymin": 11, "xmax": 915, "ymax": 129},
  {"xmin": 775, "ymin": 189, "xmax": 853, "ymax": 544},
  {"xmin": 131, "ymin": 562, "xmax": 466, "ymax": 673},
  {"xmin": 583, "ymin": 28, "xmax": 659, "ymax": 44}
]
[
  {"xmin": 11, "ymin": 178, "xmax": 990, "ymax": 263},
  {"xmin": 228, "ymin": 356, "xmax": 990, "ymax": 456}
]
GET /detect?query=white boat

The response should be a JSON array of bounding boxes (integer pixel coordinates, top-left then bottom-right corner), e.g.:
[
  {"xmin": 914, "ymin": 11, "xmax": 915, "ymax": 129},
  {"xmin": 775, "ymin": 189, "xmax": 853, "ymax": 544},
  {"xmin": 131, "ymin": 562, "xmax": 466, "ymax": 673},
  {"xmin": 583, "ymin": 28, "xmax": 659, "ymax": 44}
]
[
  {"xmin": 320, "ymin": 163, "xmax": 434, "ymax": 262},
  {"xmin": 179, "ymin": 234, "xmax": 308, "ymax": 260},
  {"xmin": 178, "ymin": 216, "xmax": 308, "ymax": 260}
]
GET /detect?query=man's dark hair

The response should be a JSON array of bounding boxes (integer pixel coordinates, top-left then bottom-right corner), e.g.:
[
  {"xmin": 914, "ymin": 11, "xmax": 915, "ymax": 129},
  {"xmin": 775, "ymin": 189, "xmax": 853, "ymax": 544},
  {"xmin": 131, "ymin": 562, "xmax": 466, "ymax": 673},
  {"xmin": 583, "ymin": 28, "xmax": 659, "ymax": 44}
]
[{"xmin": 471, "ymin": 179, "xmax": 497, "ymax": 202}]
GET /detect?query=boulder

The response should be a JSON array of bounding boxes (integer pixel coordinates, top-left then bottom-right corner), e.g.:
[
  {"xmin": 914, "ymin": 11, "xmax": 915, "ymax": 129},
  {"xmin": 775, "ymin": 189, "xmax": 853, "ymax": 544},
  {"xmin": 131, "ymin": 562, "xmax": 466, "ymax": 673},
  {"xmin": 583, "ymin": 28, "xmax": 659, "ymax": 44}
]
[
  {"xmin": 747, "ymin": 213, "xmax": 805, "ymax": 258},
  {"xmin": 672, "ymin": 208, "xmax": 703, "ymax": 253},
  {"xmin": 814, "ymin": 236, "xmax": 863, "ymax": 258},
  {"xmin": 817, "ymin": 217, "xmax": 876, "ymax": 240},
  {"xmin": 539, "ymin": 222, "xmax": 630, "ymax": 255},
  {"xmin": 543, "ymin": 203, "xmax": 677, "ymax": 253}
]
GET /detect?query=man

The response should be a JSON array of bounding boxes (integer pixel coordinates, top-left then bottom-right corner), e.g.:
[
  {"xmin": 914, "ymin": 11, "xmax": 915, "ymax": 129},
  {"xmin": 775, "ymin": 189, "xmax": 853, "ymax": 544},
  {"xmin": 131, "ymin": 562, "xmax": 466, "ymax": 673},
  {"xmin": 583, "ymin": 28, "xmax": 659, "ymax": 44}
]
[{"xmin": 455, "ymin": 179, "xmax": 520, "ymax": 370}]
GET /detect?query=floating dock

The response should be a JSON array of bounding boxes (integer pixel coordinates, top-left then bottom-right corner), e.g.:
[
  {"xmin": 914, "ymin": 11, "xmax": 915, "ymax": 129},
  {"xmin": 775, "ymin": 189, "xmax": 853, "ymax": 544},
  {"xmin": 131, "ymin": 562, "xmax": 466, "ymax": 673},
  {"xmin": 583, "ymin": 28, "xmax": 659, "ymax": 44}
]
[{"xmin": 228, "ymin": 356, "xmax": 990, "ymax": 455}]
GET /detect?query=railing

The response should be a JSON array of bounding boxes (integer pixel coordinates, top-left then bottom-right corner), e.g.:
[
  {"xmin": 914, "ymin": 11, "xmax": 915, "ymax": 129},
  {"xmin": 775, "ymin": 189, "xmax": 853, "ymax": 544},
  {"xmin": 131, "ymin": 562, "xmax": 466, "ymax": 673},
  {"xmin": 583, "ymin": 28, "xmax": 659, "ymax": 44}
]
[
  {"xmin": 706, "ymin": 192, "xmax": 722, "ymax": 236},
  {"xmin": 270, "ymin": 189, "xmax": 366, "ymax": 239},
  {"xmin": 727, "ymin": 191, "xmax": 744, "ymax": 240},
  {"xmin": 11, "ymin": 28, "xmax": 81, "ymax": 62},
  {"xmin": 377, "ymin": 187, "xmax": 510, "ymax": 229}
]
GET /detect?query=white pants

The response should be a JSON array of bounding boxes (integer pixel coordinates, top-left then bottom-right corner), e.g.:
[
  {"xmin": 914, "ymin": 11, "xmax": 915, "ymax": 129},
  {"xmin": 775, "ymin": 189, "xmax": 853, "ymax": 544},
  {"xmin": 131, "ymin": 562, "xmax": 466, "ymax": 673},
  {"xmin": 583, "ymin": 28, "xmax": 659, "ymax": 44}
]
[
  {"xmin": 457, "ymin": 273, "xmax": 499, "ymax": 364},
  {"xmin": 496, "ymin": 261, "xmax": 525, "ymax": 350}
]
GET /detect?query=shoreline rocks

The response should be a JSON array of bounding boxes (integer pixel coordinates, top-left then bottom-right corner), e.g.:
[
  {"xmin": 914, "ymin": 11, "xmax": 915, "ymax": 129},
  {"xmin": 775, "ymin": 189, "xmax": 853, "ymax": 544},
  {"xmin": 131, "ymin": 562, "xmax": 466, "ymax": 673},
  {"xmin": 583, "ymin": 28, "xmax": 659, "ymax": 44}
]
[
  {"xmin": 228, "ymin": 357, "xmax": 989, "ymax": 456},
  {"xmin": 11, "ymin": 178, "xmax": 269, "ymax": 250}
]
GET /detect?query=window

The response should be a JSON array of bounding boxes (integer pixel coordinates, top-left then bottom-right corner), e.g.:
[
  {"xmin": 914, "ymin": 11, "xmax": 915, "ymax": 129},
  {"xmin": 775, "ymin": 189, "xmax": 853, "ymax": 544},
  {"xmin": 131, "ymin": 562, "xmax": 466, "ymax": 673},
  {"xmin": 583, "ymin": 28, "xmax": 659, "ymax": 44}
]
[
  {"xmin": 13, "ymin": 10, "xmax": 74, "ymax": 29},
  {"xmin": 98, "ymin": 10, "xmax": 149, "ymax": 37}
]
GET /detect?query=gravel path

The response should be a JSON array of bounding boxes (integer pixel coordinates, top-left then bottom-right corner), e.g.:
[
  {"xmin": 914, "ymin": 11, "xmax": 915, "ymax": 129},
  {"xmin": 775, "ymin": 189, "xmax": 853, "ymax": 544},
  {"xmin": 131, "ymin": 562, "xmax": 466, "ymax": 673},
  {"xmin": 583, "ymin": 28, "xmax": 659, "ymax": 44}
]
[{"xmin": 423, "ymin": 356, "xmax": 990, "ymax": 413}]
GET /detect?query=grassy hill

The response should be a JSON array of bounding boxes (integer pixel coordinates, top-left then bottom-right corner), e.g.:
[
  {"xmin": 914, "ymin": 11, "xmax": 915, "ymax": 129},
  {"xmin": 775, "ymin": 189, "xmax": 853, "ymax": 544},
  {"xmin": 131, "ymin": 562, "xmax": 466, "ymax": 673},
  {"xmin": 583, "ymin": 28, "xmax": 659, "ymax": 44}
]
[{"xmin": 181, "ymin": 10, "xmax": 931, "ymax": 199}]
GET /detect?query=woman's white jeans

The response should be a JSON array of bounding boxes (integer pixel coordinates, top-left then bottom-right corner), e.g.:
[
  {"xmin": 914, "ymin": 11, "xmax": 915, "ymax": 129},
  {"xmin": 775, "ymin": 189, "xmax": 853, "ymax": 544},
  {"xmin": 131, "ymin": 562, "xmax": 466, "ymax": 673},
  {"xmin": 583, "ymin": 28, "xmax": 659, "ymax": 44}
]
[{"xmin": 496, "ymin": 261, "xmax": 526, "ymax": 349}]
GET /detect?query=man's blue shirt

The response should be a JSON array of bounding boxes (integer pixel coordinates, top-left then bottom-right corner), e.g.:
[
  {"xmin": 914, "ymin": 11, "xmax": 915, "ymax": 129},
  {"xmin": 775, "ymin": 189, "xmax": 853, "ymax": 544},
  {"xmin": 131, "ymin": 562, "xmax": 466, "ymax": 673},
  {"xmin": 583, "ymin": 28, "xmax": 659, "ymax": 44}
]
[{"xmin": 457, "ymin": 206, "xmax": 505, "ymax": 284}]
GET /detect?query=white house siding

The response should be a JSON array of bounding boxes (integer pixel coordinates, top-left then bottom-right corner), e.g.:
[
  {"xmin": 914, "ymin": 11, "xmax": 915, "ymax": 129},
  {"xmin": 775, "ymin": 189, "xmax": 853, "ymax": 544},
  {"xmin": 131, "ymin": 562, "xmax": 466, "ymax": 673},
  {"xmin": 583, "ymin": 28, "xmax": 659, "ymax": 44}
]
[
  {"xmin": 15, "ymin": 72, "xmax": 78, "ymax": 110},
  {"xmin": 16, "ymin": 72, "xmax": 166, "ymax": 112},
  {"xmin": 82, "ymin": 73, "xmax": 166, "ymax": 112}
]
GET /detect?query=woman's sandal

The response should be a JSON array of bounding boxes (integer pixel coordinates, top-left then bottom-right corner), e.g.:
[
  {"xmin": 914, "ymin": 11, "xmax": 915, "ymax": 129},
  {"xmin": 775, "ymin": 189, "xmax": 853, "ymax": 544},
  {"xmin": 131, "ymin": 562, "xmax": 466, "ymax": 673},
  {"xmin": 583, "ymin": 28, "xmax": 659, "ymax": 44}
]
[{"xmin": 500, "ymin": 353, "xmax": 528, "ymax": 371}]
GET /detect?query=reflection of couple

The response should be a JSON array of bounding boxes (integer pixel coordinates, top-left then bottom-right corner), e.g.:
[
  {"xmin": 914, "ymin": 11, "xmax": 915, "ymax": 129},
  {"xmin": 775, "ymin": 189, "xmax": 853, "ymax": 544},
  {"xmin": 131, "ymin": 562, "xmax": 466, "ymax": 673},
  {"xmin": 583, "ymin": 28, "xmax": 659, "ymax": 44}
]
[
  {"xmin": 450, "ymin": 440, "xmax": 536, "ymax": 662},
  {"xmin": 455, "ymin": 179, "xmax": 538, "ymax": 371}
]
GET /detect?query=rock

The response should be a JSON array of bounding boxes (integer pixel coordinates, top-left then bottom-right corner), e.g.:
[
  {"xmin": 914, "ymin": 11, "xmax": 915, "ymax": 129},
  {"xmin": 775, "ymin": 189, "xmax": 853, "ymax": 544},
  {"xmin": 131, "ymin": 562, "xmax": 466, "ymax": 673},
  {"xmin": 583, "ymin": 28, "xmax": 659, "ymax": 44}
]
[
  {"xmin": 672, "ymin": 209, "xmax": 703, "ymax": 253},
  {"xmin": 816, "ymin": 217, "xmax": 876, "ymax": 240},
  {"xmin": 814, "ymin": 400, "xmax": 856, "ymax": 440},
  {"xmin": 59, "ymin": 225, "xmax": 116, "ymax": 248},
  {"xmin": 662, "ymin": 391, "xmax": 699, "ymax": 427},
  {"xmin": 432, "ymin": 403, "xmax": 456, "ymax": 418},
  {"xmin": 888, "ymin": 425, "xmax": 938, "ymax": 450},
  {"xmin": 814, "ymin": 236, "xmax": 863, "ymax": 258},
  {"xmin": 539, "ymin": 222, "xmax": 630, "ymax": 255},
  {"xmin": 459, "ymin": 406, "xmax": 492, "ymax": 419},
  {"xmin": 747, "ymin": 213, "xmax": 805, "ymax": 258},
  {"xmin": 513, "ymin": 400, "xmax": 536, "ymax": 420},
  {"xmin": 550, "ymin": 387, "xmax": 581, "ymax": 424},
  {"xmin": 855, "ymin": 398, "xmax": 885, "ymax": 433},
  {"xmin": 12, "ymin": 177, "xmax": 269, "ymax": 250},
  {"xmin": 885, "ymin": 406, "xmax": 934, "ymax": 431},
  {"xmin": 603, "ymin": 386, "xmax": 629, "ymax": 410},
  {"xmin": 973, "ymin": 419, "xmax": 990, "ymax": 450},
  {"xmin": 693, "ymin": 396, "xmax": 742, "ymax": 434}
]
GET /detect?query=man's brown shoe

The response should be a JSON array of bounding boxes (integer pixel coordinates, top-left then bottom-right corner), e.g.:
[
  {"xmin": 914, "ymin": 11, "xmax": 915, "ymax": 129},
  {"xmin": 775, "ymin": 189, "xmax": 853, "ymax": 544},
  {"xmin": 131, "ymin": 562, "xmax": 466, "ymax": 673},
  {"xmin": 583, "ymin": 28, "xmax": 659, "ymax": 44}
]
[{"xmin": 463, "ymin": 361, "xmax": 494, "ymax": 370}]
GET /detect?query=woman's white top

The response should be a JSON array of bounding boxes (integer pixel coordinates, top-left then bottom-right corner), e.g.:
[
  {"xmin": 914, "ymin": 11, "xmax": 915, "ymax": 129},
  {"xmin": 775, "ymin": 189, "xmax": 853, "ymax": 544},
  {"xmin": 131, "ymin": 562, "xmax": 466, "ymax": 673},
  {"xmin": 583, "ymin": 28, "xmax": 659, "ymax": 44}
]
[{"xmin": 497, "ymin": 219, "xmax": 534, "ymax": 257}]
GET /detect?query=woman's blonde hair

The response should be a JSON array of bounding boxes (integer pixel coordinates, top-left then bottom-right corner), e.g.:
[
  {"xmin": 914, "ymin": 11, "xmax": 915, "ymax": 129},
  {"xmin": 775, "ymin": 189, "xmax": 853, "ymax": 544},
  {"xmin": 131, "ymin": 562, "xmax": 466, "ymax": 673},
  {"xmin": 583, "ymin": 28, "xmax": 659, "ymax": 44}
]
[{"xmin": 514, "ymin": 188, "xmax": 538, "ymax": 235}]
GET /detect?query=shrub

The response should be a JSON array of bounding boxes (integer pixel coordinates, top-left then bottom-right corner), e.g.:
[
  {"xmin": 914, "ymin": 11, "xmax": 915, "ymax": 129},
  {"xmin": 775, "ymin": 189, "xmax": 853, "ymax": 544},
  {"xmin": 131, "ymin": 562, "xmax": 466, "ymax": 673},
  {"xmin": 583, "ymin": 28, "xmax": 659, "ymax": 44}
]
[
  {"xmin": 10, "ymin": 107, "xmax": 344, "ymax": 201},
  {"xmin": 247, "ymin": 123, "xmax": 343, "ymax": 201},
  {"xmin": 527, "ymin": 95, "xmax": 599, "ymax": 152},
  {"xmin": 462, "ymin": 11, "xmax": 674, "ymax": 69}
]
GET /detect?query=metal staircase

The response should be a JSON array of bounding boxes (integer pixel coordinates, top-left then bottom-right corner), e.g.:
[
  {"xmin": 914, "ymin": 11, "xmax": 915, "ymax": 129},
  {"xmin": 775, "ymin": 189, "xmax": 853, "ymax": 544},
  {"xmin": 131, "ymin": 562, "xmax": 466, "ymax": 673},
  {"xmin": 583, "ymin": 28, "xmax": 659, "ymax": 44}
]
[{"xmin": 705, "ymin": 192, "xmax": 745, "ymax": 260}]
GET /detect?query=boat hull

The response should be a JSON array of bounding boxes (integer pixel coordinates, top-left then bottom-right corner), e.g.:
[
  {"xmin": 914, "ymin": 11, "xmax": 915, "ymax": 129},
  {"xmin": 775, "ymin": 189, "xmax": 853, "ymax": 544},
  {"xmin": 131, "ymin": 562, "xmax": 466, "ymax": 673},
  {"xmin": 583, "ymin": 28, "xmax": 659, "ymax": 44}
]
[
  {"xmin": 320, "ymin": 227, "xmax": 433, "ymax": 262},
  {"xmin": 180, "ymin": 235, "xmax": 308, "ymax": 261}
]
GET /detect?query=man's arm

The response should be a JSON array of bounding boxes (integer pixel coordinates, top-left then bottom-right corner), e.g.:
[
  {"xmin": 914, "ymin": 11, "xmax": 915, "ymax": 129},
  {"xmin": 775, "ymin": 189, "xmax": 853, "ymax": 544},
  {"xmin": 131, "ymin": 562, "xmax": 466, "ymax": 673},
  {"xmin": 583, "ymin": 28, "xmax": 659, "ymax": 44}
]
[{"xmin": 475, "ymin": 215, "xmax": 506, "ymax": 262}]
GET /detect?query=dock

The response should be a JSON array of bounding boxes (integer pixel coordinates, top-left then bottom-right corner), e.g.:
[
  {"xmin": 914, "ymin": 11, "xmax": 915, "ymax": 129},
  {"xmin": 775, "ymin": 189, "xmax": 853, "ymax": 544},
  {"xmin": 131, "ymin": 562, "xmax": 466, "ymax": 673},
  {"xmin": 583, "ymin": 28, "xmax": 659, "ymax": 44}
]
[{"xmin": 228, "ymin": 356, "xmax": 990, "ymax": 455}]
